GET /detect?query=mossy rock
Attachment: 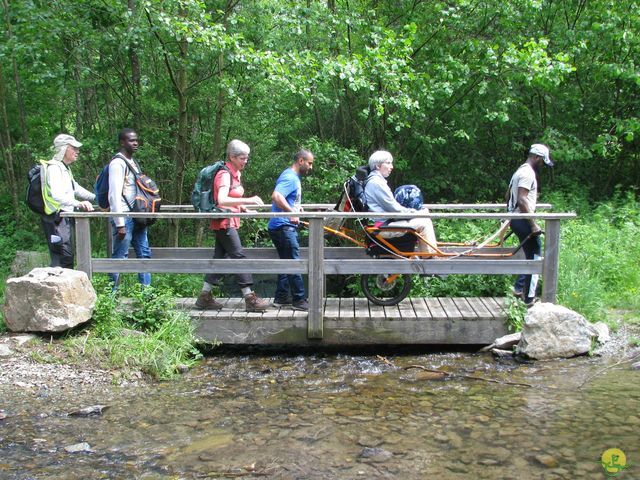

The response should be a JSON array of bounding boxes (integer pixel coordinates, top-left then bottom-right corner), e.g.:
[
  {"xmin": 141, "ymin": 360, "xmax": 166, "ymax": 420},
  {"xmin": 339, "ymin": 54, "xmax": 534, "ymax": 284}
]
[{"xmin": 10, "ymin": 251, "xmax": 49, "ymax": 278}]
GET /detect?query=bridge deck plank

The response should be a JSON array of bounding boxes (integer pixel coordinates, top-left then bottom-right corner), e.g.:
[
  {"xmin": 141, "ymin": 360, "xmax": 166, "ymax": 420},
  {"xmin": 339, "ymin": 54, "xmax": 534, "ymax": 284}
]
[{"xmin": 186, "ymin": 297, "xmax": 509, "ymax": 345}]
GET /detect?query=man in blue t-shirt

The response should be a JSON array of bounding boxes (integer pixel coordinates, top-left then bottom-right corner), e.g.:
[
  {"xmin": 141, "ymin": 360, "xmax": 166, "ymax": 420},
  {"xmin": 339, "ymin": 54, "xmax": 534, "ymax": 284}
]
[{"xmin": 268, "ymin": 150, "xmax": 314, "ymax": 311}]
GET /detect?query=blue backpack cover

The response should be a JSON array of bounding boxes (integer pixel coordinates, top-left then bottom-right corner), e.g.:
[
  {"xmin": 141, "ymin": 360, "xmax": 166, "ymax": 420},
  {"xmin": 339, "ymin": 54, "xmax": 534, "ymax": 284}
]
[
  {"xmin": 94, "ymin": 163, "xmax": 111, "ymax": 209},
  {"xmin": 394, "ymin": 184, "xmax": 423, "ymax": 210}
]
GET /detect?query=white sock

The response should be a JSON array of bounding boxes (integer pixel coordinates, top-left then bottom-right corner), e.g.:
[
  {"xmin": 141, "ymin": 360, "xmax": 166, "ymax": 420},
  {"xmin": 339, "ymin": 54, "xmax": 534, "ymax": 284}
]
[
  {"xmin": 202, "ymin": 282, "xmax": 213, "ymax": 293},
  {"xmin": 241, "ymin": 287, "xmax": 252, "ymax": 297}
]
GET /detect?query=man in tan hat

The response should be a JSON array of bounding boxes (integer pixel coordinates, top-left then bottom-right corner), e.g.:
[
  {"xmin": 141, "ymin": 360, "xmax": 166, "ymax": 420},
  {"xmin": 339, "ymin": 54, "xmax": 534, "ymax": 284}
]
[{"xmin": 40, "ymin": 133, "xmax": 95, "ymax": 268}]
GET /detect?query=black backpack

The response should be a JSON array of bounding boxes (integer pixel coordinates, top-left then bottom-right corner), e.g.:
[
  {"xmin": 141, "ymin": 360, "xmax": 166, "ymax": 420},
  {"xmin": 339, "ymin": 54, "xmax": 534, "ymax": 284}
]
[
  {"xmin": 26, "ymin": 163, "xmax": 46, "ymax": 215},
  {"xmin": 343, "ymin": 165, "xmax": 370, "ymax": 212}
]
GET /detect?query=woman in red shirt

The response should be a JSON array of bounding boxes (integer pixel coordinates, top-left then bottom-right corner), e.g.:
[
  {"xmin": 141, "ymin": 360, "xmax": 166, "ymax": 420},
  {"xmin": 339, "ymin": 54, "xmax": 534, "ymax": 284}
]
[{"xmin": 195, "ymin": 139, "xmax": 270, "ymax": 312}]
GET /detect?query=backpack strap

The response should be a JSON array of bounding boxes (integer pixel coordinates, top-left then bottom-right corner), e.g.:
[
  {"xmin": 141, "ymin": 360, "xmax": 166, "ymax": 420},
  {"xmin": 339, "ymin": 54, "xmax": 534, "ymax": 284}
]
[
  {"xmin": 111, "ymin": 152, "xmax": 140, "ymax": 210},
  {"xmin": 112, "ymin": 152, "xmax": 138, "ymax": 176}
]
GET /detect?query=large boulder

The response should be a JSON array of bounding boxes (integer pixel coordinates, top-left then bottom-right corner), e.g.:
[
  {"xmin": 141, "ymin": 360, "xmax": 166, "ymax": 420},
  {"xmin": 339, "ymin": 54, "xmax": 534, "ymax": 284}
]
[
  {"xmin": 3, "ymin": 267, "xmax": 96, "ymax": 333},
  {"xmin": 516, "ymin": 303, "xmax": 597, "ymax": 360}
]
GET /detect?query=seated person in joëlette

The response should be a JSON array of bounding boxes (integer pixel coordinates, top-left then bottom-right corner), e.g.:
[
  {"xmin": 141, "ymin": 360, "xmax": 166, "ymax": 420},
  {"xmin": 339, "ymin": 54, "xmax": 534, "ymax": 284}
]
[{"xmin": 364, "ymin": 150, "xmax": 437, "ymax": 254}]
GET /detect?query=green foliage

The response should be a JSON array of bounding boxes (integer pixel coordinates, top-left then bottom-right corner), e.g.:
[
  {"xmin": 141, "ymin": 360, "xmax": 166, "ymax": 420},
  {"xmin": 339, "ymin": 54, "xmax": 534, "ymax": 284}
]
[
  {"xmin": 1, "ymin": 0, "xmax": 639, "ymax": 342},
  {"xmin": 557, "ymin": 192, "xmax": 640, "ymax": 322},
  {"xmin": 505, "ymin": 296, "xmax": 527, "ymax": 332},
  {"xmin": 121, "ymin": 285, "xmax": 178, "ymax": 331},
  {"xmin": 68, "ymin": 279, "xmax": 202, "ymax": 379},
  {"xmin": 302, "ymin": 138, "xmax": 364, "ymax": 204}
]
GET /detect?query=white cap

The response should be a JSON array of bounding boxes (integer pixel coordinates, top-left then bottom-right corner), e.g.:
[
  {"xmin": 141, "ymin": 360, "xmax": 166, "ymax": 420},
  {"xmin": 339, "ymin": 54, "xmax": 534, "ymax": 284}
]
[
  {"xmin": 53, "ymin": 134, "xmax": 82, "ymax": 149},
  {"xmin": 529, "ymin": 143, "xmax": 553, "ymax": 166}
]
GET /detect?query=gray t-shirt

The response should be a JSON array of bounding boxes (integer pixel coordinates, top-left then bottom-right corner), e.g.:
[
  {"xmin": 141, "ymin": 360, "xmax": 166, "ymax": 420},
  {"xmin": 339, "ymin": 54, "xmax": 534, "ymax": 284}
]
[{"xmin": 507, "ymin": 163, "xmax": 537, "ymax": 213}]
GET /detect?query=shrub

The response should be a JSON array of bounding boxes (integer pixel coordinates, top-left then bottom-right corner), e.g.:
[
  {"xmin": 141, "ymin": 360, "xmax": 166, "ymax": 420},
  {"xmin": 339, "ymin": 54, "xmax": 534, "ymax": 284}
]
[{"xmin": 65, "ymin": 280, "xmax": 202, "ymax": 379}]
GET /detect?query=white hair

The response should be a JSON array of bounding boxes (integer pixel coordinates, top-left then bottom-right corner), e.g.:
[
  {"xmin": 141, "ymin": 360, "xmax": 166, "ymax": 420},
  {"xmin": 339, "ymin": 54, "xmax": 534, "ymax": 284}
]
[
  {"xmin": 227, "ymin": 139, "xmax": 250, "ymax": 158},
  {"xmin": 368, "ymin": 150, "xmax": 393, "ymax": 170}
]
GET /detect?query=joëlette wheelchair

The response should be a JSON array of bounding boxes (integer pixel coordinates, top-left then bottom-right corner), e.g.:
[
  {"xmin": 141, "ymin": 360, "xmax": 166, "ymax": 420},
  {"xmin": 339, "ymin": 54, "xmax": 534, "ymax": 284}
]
[{"xmin": 307, "ymin": 170, "xmax": 540, "ymax": 306}]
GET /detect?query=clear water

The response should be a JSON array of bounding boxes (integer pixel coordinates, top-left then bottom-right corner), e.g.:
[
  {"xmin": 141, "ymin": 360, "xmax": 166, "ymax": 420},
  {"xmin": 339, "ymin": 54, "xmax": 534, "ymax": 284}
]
[{"xmin": 1, "ymin": 352, "xmax": 638, "ymax": 479}]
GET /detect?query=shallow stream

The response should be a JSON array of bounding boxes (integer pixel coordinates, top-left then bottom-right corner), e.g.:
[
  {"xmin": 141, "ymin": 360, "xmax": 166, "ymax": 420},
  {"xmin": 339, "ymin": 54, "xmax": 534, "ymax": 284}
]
[{"xmin": 1, "ymin": 351, "xmax": 638, "ymax": 479}]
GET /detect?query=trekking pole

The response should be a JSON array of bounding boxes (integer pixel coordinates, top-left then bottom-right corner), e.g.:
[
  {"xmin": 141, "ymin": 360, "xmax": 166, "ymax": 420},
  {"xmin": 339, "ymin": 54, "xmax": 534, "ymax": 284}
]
[{"xmin": 510, "ymin": 230, "xmax": 545, "ymax": 256}]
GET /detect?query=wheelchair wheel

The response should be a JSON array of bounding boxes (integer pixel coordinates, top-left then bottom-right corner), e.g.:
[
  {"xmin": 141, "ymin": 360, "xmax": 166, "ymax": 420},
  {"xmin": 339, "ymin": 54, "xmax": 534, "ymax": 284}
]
[{"xmin": 361, "ymin": 273, "xmax": 413, "ymax": 306}]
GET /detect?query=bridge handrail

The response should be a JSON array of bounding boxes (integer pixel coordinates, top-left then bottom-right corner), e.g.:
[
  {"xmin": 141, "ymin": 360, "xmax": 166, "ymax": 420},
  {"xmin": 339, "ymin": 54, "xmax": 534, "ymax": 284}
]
[
  {"xmin": 63, "ymin": 210, "xmax": 574, "ymax": 221},
  {"xmin": 66, "ymin": 206, "xmax": 573, "ymax": 339},
  {"xmin": 134, "ymin": 203, "xmax": 555, "ymax": 212}
]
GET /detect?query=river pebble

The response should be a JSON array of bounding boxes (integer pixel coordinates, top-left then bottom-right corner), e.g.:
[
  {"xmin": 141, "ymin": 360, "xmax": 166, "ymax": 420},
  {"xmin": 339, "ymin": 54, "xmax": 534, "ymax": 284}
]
[
  {"xmin": 534, "ymin": 454, "xmax": 559, "ymax": 468},
  {"xmin": 358, "ymin": 447, "xmax": 393, "ymax": 462},
  {"xmin": 446, "ymin": 431, "xmax": 464, "ymax": 448},
  {"xmin": 64, "ymin": 442, "xmax": 94, "ymax": 453},
  {"xmin": 0, "ymin": 344, "xmax": 14, "ymax": 357}
]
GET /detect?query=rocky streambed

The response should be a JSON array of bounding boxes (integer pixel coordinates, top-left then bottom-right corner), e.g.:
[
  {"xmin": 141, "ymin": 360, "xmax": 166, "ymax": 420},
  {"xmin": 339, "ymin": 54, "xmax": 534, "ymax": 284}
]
[{"xmin": 1, "ymin": 322, "xmax": 639, "ymax": 479}]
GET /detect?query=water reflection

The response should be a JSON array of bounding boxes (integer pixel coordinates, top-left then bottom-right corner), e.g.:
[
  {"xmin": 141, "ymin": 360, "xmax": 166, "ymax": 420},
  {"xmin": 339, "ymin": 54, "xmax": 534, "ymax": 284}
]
[{"xmin": 1, "ymin": 352, "xmax": 638, "ymax": 479}]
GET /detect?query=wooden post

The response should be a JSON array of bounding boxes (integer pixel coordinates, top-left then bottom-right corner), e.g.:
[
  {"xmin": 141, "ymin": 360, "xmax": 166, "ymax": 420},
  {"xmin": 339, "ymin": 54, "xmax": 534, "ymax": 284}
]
[
  {"xmin": 75, "ymin": 217, "xmax": 92, "ymax": 280},
  {"xmin": 307, "ymin": 217, "xmax": 324, "ymax": 339},
  {"xmin": 106, "ymin": 218, "xmax": 112, "ymax": 257},
  {"xmin": 542, "ymin": 219, "xmax": 560, "ymax": 303}
]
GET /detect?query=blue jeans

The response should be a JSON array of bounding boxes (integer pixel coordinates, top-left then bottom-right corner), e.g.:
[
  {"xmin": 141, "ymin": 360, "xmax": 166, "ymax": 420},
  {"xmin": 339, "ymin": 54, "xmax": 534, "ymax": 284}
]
[
  {"xmin": 269, "ymin": 226, "xmax": 305, "ymax": 302},
  {"xmin": 510, "ymin": 219, "xmax": 541, "ymax": 301},
  {"xmin": 109, "ymin": 217, "xmax": 152, "ymax": 287}
]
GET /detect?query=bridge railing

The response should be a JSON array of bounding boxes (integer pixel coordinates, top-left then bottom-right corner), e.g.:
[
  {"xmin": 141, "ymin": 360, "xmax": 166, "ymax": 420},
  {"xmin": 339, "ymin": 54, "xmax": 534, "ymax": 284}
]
[{"xmin": 63, "ymin": 205, "xmax": 575, "ymax": 339}]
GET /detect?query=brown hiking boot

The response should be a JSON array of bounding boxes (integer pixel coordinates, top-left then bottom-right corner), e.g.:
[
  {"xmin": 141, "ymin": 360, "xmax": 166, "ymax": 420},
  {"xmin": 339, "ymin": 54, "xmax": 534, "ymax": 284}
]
[
  {"xmin": 244, "ymin": 292, "xmax": 269, "ymax": 312},
  {"xmin": 195, "ymin": 291, "xmax": 223, "ymax": 310}
]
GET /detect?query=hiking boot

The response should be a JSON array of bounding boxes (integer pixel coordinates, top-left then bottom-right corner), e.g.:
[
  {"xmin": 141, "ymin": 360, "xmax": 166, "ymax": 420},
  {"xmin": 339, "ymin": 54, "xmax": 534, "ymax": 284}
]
[
  {"xmin": 245, "ymin": 292, "xmax": 269, "ymax": 312},
  {"xmin": 524, "ymin": 297, "xmax": 539, "ymax": 308},
  {"xmin": 195, "ymin": 291, "xmax": 223, "ymax": 310},
  {"xmin": 272, "ymin": 297, "xmax": 292, "ymax": 308},
  {"xmin": 292, "ymin": 299, "xmax": 309, "ymax": 311}
]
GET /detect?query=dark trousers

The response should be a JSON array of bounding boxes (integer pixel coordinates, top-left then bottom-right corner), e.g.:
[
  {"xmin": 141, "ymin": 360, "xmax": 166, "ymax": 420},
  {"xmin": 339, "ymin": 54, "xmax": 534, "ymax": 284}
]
[
  {"xmin": 510, "ymin": 219, "xmax": 542, "ymax": 301},
  {"xmin": 41, "ymin": 214, "xmax": 74, "ymax": 269},
  {"xmin": 205, "ymin": 228, "xmax": 253, "ymax": 289},
  {"xmin": 269, "ymin": 226, "xmax": 306, "ymax": 302}
]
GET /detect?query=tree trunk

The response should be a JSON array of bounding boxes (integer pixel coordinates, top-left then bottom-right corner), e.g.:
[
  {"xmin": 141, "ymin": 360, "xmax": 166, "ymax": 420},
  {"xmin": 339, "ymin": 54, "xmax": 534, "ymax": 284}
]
[
  {"xmin": 197, "ymin": 68, "xmax": 226, "ymax": 247},
  {"xmin": 3, "ymin": 0, "xmax": 30, "ymax": 171},
  {"xmin": 168, "ymin": 37, "xmax": 189, "ymax": 247},
  {"xmin": 0, "ymin": 62, "xmax": 20, "ymax": 220},
  {"xmin": 128, "ymin": 0, "xmax": 142, "ymax": 131},
  {"xmin": 73, "ymin": 49, "xmax": 84, "ymax": 136}
]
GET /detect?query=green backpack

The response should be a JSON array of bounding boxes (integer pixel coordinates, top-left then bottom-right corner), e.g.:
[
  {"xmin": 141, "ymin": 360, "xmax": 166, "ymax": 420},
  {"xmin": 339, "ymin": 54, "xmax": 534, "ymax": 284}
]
[{"xmin": 191, "ymin": 161, "xmax": 230, "ymax": 212}]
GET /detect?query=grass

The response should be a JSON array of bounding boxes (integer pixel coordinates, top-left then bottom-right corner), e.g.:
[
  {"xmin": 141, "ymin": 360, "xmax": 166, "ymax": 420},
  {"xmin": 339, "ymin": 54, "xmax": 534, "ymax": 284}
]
[
  {"xmin": 555, "ymin": 191, "xmax": 640, "ymax": 325},
  {"xmin": 504, "ymin": 296, "xmax": 528, "ymax": 332},
  {"xmin": 62, "ymin": 280, "xmax": 204, "ymax": 379},
  {"xmin": 3, "ymin": 277, "xmax": 204, "ymax": 380}
]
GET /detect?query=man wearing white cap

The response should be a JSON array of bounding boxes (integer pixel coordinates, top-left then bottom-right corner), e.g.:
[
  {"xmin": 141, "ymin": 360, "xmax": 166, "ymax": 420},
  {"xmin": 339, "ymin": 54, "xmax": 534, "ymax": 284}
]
[
  {"xmin": 41, "ymin": 134, "xmax": 95, "ymax": 268},
  {"xmin": 506, "ymin": 143, "xmax": 554, "ymax": 305}
]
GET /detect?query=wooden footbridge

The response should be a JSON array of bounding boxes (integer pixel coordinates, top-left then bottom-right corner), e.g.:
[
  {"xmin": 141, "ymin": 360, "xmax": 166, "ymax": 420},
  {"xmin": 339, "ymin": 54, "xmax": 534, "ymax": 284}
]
[
  {"xmin": 66, "ymin": 204, "xmax": 575, "ymax": 346},
  {"xmin": 177, "ymin": 296, "xmax": 511, "ymax": 345}
]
